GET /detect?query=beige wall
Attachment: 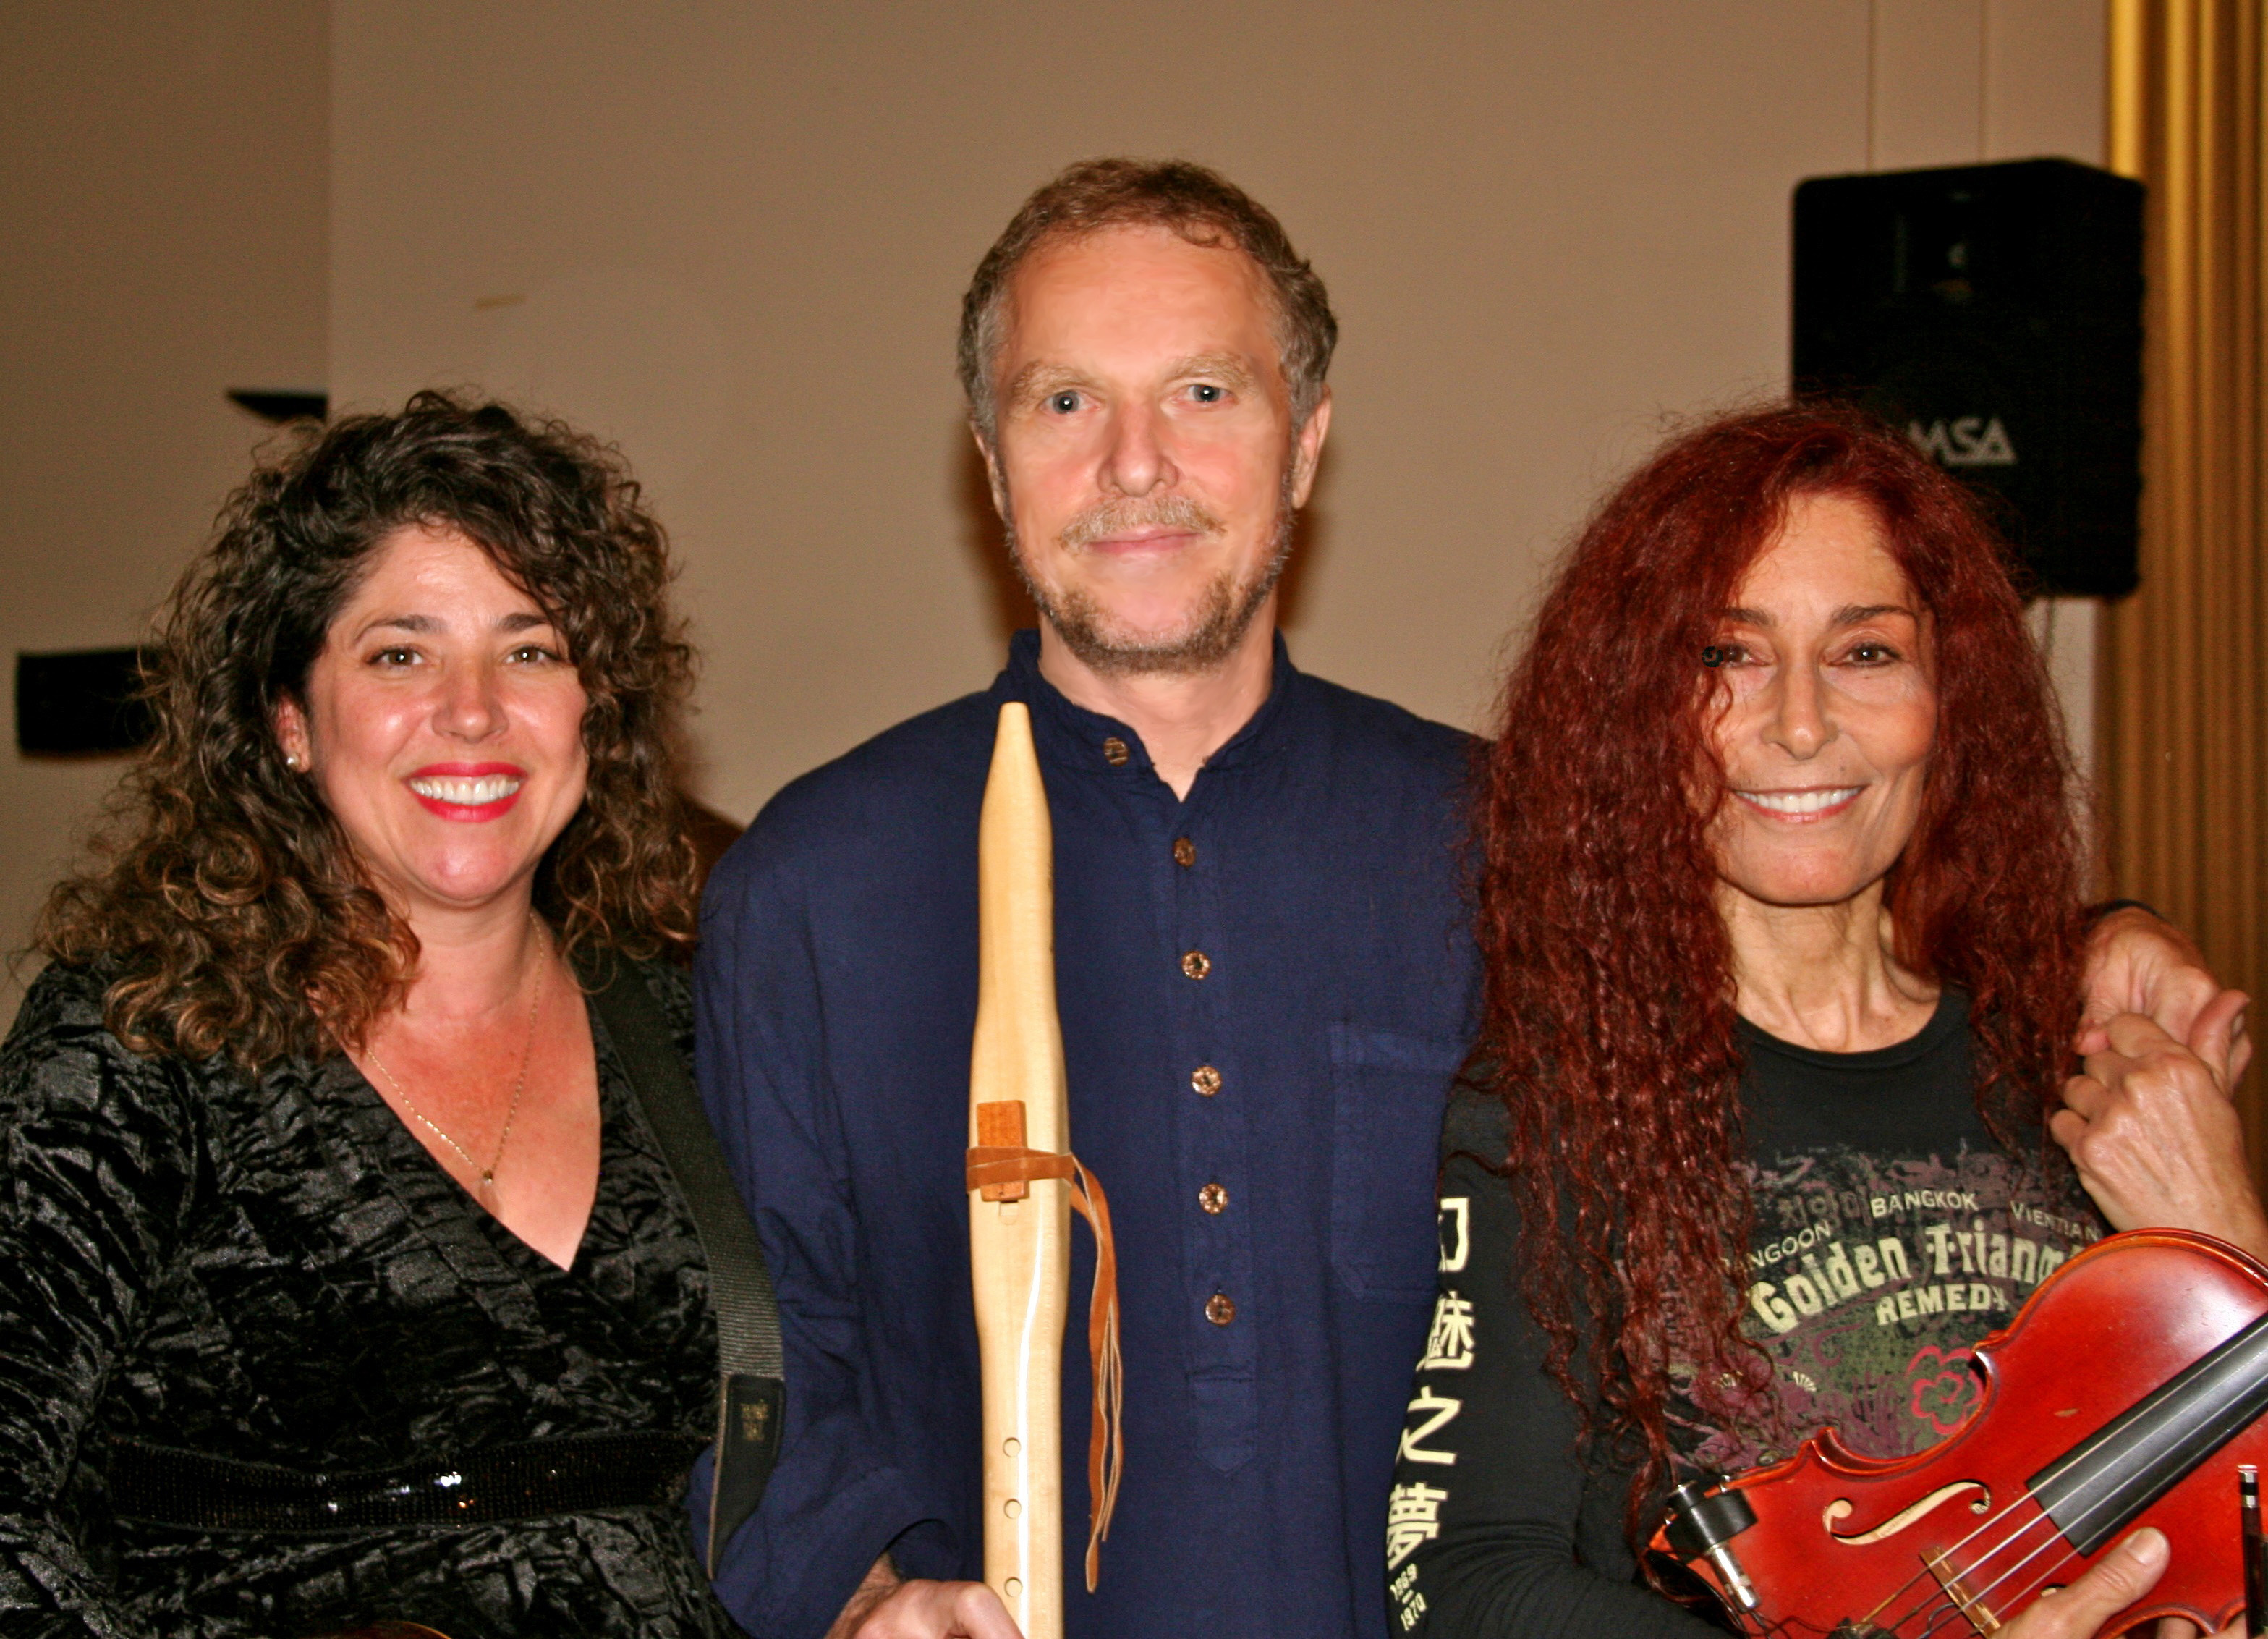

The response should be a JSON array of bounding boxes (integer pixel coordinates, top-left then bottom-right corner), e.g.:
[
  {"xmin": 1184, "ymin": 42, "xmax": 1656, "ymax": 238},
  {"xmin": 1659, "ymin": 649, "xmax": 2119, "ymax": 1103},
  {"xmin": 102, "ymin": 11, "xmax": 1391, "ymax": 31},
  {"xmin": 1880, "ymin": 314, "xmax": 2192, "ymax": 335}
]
[
  {"xmin": 0, "ymin": 2, "xmax": 328, "ymax": 1029},
  {"xmin": 332, "ymin": 0, "xmax": 2107, "ymax": 834},
  {"xmin": 0, "ymin": 1, "xmax": 2105, "ymax": 1031}
]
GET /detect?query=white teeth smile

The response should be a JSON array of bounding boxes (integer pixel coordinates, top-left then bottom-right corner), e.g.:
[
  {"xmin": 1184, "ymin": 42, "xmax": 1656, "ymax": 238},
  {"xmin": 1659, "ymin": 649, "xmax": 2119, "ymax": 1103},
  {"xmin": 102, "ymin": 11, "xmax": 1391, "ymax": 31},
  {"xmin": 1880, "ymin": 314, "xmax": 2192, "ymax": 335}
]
[
  {"xmin": 408, "ymin": 774, "xmax": 522, "ymax": 805},
  {"xmin": 1736, "ymin": 787, "xmax": 1862, "ymax": 816}
]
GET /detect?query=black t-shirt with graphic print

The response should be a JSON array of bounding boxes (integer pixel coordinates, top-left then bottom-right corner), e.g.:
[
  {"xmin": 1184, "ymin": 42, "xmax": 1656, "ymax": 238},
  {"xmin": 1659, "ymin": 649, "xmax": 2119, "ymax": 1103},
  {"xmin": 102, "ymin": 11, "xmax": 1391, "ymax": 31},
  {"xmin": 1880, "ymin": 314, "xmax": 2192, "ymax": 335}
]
[{"xmin": 1385, "ymin": 990, "xmax": 2103, "ymax": 1638}]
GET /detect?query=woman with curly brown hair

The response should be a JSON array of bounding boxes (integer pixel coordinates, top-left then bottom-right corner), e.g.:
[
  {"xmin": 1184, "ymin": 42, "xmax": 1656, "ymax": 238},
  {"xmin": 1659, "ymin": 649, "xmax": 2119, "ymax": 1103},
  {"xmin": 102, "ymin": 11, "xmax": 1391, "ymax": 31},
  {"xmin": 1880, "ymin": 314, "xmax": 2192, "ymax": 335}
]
[
  {"xmin": 1389, "ymin": 404, "xmax": 2266, "ymax": 1639},
  {"xmin": 0, "ymin": 392, "xmax": 740, "ymax": 1637}
]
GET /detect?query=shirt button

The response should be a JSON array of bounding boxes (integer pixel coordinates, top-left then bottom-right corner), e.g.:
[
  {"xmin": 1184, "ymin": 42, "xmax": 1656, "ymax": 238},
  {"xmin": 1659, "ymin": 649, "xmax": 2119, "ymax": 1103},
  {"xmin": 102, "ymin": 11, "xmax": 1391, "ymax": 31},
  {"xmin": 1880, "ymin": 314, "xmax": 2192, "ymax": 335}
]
[
  {"xmin": 1205, "ymin": 1292, "xmax": 1237, "ymax": 1326},
  {"xmin": 1181, "ymin": 950, "xmax": 1210, "ymax": 980},
  {"xmin": 1102, "ymin": 736, "xmax": 1129, "ymax": 766},
  {"xmin": 1173, "ymin": 837, "xmax": 1197, "ymax": 867},
  {"xmin": 1199, "ymin": 1182, "xmax": 1228, "ymax": 1215},
  {"xmin": 1192, "ymin": 1064, "xmax": 1222, "ymax": 1096}
]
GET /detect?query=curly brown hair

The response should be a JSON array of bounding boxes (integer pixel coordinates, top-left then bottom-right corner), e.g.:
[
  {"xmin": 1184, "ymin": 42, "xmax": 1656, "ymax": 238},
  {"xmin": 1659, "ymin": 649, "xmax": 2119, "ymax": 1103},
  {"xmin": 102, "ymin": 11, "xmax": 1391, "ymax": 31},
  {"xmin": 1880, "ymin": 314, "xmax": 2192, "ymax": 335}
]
[
  {"xmin": 1473, "ymin": 402, "xmax": 2085, "ymax": 1544},
  {"xmin": 35, "ymin": 390, "xmax": 700, "ymax": 1070}
]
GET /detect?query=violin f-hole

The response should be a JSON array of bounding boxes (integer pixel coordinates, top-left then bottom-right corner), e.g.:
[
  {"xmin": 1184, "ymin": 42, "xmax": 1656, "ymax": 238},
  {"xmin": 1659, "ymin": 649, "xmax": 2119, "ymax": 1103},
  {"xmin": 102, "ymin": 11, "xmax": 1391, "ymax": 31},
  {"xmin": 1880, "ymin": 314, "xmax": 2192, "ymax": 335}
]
[{"xmin": 1823, "ymin": 1482, "xmax": 1992, "ymax": 1544}]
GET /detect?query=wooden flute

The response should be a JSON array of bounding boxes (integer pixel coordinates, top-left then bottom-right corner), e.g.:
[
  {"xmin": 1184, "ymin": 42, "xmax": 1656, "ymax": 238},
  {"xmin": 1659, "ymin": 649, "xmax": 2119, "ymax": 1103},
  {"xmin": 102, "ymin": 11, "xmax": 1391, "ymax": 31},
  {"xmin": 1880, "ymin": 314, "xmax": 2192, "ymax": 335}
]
[{"xmin": 964, "ymin": 703, "xmax": 1122, "ymax": 1639}]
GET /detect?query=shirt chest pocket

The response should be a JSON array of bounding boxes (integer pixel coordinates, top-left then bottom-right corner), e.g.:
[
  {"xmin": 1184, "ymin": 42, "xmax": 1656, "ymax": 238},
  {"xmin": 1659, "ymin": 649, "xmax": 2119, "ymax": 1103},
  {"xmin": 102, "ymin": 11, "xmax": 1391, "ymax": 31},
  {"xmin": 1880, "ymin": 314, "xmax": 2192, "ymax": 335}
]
[{"xmin": 1328, "ymin": 1025, "xmax": 1467, "ymax": 1300}]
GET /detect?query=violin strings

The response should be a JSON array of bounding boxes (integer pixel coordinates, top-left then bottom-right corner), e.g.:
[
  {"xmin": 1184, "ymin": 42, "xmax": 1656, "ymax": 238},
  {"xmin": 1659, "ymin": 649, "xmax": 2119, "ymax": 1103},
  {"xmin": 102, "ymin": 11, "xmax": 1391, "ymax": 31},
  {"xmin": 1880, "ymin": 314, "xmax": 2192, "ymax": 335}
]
[
  {"xmin": 1895, "ymin": 1457, "xmax": 2222, "ymax": 1639},
  {"xmin": 1906, "ymin": 1507, "xmax": 2102, "ymax": 1639},
  {"xmin": 1852, "ymin": 1488, "xmax": 2104, "ymax": 1638},
  {"xmin": 1734, "ymin": 1442, "xmax": 2241, "ymax": 1632},
  {"xmin": 1856, "ymin": 1553, "xmax": 1968, "ymax": 1632},
  {"xmin": 1932, "ymin": 1465, "xmax": 2204, "ymax": 1637},
  {"xmin": 1948, "ymin": 1524, "xmax": 2083, "ymax": 1617},
  {"xmin": 1893, "ymin": 1524, "xmax": 2060, "ymax": 1639},
  {"xmin": 1908, "ymin": 1534, "xmax": 2088, "ymax": 1639},
  {"xmin": 1947, "ymin": 1454, "xmax": 2198, "ymax": 1625},
  {"xmin": 1851, "ymin": 1452, "xmax": 2113, "ymax": 1625},
  {"xmin": 1899, "ymin": 1527, "xmax": 2073, "ymax": 1639},
  {"xmin": 1848, "ymin": 1508, "xmax": 2018, "ymax": 1628},
  {"xmin": 1851, "ymin": 1491, "xmax": 2063, "ymax": 1633}
]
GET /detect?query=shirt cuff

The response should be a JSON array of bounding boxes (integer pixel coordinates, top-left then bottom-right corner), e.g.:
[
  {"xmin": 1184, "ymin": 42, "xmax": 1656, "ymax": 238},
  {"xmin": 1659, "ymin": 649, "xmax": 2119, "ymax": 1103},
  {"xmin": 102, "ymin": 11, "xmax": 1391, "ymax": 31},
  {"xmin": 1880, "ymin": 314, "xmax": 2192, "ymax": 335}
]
[{"xmin": 693, "ymin": 1445, "xmax": 946, "ymax": 1639}]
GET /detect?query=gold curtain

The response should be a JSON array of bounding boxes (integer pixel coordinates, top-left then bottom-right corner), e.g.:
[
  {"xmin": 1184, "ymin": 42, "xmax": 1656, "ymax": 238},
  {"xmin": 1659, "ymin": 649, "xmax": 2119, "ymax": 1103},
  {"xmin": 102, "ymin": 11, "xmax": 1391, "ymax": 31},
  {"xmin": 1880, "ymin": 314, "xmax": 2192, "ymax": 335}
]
[{"xmin": 2102, "ymin": 0, "xmax": 2268, "ymax": 1169}]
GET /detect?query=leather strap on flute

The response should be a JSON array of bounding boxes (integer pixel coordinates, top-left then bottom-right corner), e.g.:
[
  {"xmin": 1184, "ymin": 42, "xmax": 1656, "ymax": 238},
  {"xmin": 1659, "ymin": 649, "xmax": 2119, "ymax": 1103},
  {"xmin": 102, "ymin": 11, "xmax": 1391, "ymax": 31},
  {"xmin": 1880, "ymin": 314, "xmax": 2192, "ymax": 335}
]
[{"xmin": 964, "ymin": 1145, "xmax": 1124, "ymax": 1591}]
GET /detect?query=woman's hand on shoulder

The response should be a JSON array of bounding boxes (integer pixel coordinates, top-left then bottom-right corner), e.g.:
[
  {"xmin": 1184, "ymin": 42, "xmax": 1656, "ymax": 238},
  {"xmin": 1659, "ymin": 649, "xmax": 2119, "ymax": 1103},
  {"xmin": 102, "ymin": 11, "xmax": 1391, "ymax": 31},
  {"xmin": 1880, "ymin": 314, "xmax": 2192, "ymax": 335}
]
[
  {"xmin": 2078, "ymin": 907, "xmax": 2252, "ymax": 1085},
  {"xmin": 2055, "ymin": 1005, "xmax": 2268, "ymax": 1261}
]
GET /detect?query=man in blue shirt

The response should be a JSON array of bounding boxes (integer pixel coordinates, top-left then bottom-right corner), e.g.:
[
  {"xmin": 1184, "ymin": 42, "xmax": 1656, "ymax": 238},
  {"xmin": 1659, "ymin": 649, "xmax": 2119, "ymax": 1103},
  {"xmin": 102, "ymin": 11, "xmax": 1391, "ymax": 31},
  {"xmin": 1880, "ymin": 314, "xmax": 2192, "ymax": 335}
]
[
  {"xmin": 699, "ymin": 158, "xmax": 1474, "ymax": 1639},
  {"xmin": 696, "ymin": 158, "xmax": 2235, "ymax": 1639}
]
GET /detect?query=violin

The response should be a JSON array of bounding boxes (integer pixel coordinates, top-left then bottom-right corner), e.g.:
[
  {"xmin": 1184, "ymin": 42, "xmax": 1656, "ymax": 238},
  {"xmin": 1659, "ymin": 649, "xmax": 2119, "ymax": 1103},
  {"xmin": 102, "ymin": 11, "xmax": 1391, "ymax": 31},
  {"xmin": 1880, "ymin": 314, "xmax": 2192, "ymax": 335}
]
[{"xmin": 1653, "ymin": 1228, "xmax": 2268, "ymax": 1638}]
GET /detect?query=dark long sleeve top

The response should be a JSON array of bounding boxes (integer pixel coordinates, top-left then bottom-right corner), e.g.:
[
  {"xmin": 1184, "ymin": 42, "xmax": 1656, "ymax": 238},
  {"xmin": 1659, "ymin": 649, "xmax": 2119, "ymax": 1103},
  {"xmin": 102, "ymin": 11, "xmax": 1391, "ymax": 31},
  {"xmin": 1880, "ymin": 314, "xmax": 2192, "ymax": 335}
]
[
  {"xmin": 1392, "ymin": 994, "xmax": 2105, "ymax": 1638},
  {"xmin": 0, "ymin": 960, "xmax": 737, "ymax": 1639},
  {"xmin": 695, "ymin": 630, "xmax": 1483, "ymax": 1639}
]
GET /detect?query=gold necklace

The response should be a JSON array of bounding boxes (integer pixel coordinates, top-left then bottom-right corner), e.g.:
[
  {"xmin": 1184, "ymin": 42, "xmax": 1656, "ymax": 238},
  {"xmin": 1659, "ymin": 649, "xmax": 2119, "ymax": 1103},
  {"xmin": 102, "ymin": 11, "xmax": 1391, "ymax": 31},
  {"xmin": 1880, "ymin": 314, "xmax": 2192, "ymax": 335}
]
[{"xmin": 365, "ymin": 918, "xmax": 549, "ymax": 1193}]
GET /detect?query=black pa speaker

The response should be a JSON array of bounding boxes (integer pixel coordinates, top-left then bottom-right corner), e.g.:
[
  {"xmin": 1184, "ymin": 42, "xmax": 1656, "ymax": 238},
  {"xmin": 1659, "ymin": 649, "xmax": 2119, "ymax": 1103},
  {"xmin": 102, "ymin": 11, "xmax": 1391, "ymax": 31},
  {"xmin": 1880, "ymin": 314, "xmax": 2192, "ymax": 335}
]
[{"xmin": 1793, "ymin": 157, "xmax": 2144, "ymax": 598}]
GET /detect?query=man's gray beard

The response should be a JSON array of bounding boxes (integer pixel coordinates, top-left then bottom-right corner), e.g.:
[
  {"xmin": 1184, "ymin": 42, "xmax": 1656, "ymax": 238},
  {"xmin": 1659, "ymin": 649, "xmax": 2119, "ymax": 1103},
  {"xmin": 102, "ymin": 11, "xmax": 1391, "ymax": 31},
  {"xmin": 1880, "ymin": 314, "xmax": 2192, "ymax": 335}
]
[{"xmin": 1007, "ymin": 475, "xmax": 1299, "ymax": 679}]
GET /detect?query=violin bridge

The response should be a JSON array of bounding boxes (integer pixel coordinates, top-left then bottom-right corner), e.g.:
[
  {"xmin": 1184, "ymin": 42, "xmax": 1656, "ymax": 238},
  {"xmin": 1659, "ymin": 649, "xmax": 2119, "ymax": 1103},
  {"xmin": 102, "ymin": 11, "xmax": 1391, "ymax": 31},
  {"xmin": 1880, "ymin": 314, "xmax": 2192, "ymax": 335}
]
[{"xmin": 1923, "ymin": 1551, "xmax": 2002, "ymax": 1634}]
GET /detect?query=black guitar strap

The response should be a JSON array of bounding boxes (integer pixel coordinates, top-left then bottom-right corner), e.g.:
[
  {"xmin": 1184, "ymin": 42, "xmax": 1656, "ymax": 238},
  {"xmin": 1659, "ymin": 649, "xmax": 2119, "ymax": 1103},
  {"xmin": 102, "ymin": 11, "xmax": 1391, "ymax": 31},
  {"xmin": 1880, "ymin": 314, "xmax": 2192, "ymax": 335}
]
[{"xmin": 585, "ymin": 955, "xmax": 785, "ymax": 1576}]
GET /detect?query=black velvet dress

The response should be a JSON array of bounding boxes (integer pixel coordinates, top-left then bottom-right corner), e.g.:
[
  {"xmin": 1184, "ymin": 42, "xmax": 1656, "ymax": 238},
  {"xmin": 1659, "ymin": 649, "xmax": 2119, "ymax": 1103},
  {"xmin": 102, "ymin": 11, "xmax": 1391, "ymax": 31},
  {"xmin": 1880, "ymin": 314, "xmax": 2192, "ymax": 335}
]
[{"xmin": 0, "ymin": 960, "xmax": 741, "ymax": 1639}]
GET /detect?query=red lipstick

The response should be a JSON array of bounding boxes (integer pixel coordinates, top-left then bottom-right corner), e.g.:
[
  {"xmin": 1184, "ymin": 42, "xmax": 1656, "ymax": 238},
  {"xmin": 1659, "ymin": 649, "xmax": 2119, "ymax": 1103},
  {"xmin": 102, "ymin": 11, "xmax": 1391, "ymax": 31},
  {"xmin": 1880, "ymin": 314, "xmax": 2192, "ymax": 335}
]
[{"xmin": 405, "ymin": 761, "xmax": 527, "ymax": 822}]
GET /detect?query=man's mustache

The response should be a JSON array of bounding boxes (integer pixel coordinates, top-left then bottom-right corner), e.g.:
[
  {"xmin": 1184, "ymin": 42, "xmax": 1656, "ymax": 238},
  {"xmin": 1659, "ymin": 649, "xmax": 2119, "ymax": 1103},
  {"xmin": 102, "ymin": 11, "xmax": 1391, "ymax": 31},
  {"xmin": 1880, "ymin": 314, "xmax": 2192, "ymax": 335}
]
[{"xmin": 1056, "ymin": 495, "xmax": 1225, "ymax": 551}]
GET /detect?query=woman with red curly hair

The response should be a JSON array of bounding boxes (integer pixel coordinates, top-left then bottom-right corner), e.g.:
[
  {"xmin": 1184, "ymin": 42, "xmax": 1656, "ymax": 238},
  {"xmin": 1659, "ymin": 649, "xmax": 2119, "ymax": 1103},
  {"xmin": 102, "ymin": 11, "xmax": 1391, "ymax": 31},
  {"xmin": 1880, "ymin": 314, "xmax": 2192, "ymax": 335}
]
[{"xmin": 1388, "ymin": 404, "xmax": 2266, "ymax": 1639}]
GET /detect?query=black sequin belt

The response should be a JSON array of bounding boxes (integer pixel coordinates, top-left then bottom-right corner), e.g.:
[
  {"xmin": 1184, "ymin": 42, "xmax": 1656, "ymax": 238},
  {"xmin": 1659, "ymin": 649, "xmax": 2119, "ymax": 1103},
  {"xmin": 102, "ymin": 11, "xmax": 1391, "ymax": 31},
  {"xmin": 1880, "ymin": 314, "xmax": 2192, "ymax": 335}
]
[{"xmin": 105, "ymin": 1431, "xmax": 708, "ymax": 1533}]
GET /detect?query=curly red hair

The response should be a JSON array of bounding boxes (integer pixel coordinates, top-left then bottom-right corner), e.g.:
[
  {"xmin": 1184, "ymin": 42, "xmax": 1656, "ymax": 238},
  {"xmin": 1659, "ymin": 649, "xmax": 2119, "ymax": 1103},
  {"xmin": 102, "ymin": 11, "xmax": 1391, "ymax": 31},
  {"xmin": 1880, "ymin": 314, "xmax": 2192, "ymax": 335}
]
[{"xmin": 1473, "ymin": 401, "xmax": 2086, "ymax": 1541}]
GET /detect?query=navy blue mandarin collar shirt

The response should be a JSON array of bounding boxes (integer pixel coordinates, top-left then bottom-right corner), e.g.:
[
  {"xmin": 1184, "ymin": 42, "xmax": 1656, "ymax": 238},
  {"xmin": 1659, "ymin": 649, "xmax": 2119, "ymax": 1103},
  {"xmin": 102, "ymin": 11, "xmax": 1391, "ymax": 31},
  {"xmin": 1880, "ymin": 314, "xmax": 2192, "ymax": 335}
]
[{"xmin": 696, "ymin": 631, "xmax": 1481, "ymax": 1639}]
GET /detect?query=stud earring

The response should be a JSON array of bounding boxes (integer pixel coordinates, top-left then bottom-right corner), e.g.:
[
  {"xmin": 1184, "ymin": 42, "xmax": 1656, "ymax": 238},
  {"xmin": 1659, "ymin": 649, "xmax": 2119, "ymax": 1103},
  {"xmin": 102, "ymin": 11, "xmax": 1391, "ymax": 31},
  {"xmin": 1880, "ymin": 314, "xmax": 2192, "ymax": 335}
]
[{"xmin": 284, "ymin": 753, "xmax": 302, "ymax": 771}]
